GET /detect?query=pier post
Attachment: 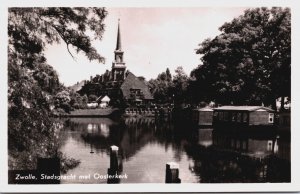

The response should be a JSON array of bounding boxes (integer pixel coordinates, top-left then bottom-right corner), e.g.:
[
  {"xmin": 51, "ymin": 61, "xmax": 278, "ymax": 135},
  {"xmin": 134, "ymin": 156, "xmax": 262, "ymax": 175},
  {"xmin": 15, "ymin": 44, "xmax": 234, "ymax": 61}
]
[
  {"xmin": 165, "ymin": 162, "xmax": 181, "ymax": 183},
  {"xmin": 109, "ymin": 145, "xmax": 119, "ymax": 170},
  {"xmin": 107, "ymin": 145, "xmax": 120, "ymax": 183}
]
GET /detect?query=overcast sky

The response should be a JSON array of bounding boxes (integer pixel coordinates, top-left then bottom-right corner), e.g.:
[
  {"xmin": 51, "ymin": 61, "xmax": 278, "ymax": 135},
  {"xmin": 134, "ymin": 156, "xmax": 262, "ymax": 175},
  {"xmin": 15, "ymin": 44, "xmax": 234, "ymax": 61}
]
[{"xmin": 45, "ymin": 7, "xmax": 248, "ymax": 86}]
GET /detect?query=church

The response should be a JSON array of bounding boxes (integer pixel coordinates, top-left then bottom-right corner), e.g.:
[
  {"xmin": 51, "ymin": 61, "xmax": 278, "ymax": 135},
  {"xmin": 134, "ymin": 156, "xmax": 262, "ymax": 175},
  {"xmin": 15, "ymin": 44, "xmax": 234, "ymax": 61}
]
[{"xmin": 78, "ymin": 20, "xmax": 153, "ymax": 107}]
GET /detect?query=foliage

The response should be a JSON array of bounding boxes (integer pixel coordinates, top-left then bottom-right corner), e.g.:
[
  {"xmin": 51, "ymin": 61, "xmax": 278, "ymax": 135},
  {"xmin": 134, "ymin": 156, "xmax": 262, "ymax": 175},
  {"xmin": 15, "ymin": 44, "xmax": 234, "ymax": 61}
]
[
  {"xmin": 148, "ymin": 67, "xmax": 189, "ymax": 105},
  {"xmin": 54, "ymin": 91, "xmax": 71, "ymax": 105},
  {"xmin": 8, "ymin": 120, "xmax": 63, "ymax": 170},
  {"xmin": 58, "ymin": 152, "xmax": 81, "ymax": 174},
  {"xmin": 88, "ymin": 94, "xmax": 98, "ymax": 102},
  {"xmin": 148, "ymin": 68, "xmax": 174, "ymax": 103},
  {"xmin": 191, "ymin": 7, "xmax": 290, "ymax": 108},
  {"xmin": 172, "ymin": 66, "xmax": 189, "ymax": 104},
  {"xmin": 9, "ymin": 8, "xmax": 107, "ymax": 63},
  {"xmin": 69, "ymin": 91, "xmax": 88, "ymax": 109},
  {"xmin": 54, "ymin": 90, "xmax": 72, "ymax": 112},
  {"xmin": 8, "ymin": 7, "xmax": 107, "ymax": 169}
]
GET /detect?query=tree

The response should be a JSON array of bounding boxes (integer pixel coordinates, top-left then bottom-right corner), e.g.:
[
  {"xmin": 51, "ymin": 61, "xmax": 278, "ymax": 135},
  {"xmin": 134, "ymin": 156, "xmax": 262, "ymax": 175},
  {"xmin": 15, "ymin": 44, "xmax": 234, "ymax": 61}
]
[
  {"xmin": 172, "ymin": 66, "xmax": 189, "ymax": 104},
  {"xmin": 148, "ymin": 68, "xmax": 174, "ymax": 103},
  {"xmin": 54, "ymin": 90, "xmax": 72, "ymax": 112},
  {"xmin": 88, "ymin": 94, "xmax": 98, "ymax": 102},
  {"xmin": 193, "ymin": 7, "xmax": 290, "ymax": 108},
  {"xmin": 188, "ymin": 64, "xmax": 213, "ymax": 104},
  {"xmin": 8, "ymin": 8, "xmax": 107, "ymax": 169},
  {"xmin": 69, "ymin": 90, "xmax": 88, "ymax": 109},
  {"xmin": 166, "ymin": 68, "xmax": 172, "ymax": 82}
]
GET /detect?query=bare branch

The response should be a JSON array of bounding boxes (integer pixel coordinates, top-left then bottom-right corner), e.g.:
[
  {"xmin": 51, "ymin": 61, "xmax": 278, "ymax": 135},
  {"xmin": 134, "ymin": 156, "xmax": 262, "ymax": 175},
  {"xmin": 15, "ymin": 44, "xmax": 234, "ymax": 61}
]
[{"xmin": 66, "ymin": 43, "xmax": 76, "ymax": 61}]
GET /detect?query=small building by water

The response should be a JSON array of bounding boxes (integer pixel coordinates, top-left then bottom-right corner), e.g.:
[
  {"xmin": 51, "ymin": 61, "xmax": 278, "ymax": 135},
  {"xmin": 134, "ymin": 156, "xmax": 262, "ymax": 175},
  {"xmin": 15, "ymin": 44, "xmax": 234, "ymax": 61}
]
[
  {"xmin": 97, "ymin": 95, "xmax": 111, "ymax": 108},
  {"xmin": 192, "ymin": 107, "xmax": 213, "ymax": 126},
  {"xmin": 213, "ymin": 106, "xmax": 275, "ymax": 127}
]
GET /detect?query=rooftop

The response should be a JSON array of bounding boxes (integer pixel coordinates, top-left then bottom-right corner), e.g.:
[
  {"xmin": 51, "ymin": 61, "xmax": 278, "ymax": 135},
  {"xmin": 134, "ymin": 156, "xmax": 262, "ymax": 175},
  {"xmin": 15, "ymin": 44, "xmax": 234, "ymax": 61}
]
[
  {"xmin": 120, "ymin": 72, "xmax": 154, "ymax": 100},
  {"xmin": 213, "ymin": 106, "xmax": 274, "ymax": 112},
  {"xmin": 194, "ymin": 107, "xmax": 213, "ymax": 111}
]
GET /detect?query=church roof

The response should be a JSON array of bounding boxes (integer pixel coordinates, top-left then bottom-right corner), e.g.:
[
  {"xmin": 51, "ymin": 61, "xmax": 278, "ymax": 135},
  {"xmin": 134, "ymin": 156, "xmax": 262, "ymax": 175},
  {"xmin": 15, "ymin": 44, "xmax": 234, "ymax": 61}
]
[{"xmin": 120, "ymin": 72, "xmax": 154, "ymax": 100}]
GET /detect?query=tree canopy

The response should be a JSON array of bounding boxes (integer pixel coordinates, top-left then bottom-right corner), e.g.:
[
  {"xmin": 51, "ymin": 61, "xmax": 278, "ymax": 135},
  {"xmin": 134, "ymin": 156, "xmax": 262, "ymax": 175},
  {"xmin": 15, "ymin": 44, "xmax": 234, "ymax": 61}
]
[
  {"xmin": 8, "ymin": 7, "xmax": 107, "ymax": 169},
  {"xmin": 148, "ymin": 67, "xmax": 189, "ymax": 105},
  {"xmin": 190, "ymin": 7, "xmax": 290, "ymax": 108},
  {"xmin": 172, "ymin": 66, "xmax": 189, "ymax": 104},
  {"xmin": 148, "ymin": 68, "xmax": 174, "ymax": 104}
]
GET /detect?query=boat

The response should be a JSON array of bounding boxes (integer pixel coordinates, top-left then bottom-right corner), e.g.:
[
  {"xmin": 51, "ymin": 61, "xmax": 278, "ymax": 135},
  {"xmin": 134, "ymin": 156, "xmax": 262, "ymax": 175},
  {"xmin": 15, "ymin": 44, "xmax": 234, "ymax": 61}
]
[
  {"xmin": 192, "ymin": 107, "xmax": 214, "ymax": 126},
  {"xmin": 212, "ymin": 106, "xmax": 276, "ymax": 131},
  {"xmin": 213, "ymin": 106, "xmax": 274, "ymax": 125}
]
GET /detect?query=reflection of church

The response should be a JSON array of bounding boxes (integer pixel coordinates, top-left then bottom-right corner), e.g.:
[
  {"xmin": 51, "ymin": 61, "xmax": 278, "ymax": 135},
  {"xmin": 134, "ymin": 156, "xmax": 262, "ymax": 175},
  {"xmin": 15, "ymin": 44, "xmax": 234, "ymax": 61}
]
[{"xmin": 79, "ymin": 20, "xmax": 153, "ymax": 106}]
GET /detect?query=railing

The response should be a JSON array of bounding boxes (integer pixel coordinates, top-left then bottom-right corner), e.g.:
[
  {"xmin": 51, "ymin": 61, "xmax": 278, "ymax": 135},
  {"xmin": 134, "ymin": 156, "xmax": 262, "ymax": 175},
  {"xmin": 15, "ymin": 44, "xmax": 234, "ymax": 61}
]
[{"xmin": 124, "ymin": 108, "xmax": 172, "ymax": 118}]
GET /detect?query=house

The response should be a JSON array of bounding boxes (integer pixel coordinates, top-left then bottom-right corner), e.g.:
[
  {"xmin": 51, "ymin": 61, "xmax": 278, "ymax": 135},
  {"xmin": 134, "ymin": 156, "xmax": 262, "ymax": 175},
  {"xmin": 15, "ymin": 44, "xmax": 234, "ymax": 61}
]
[
  {"xmin": 213, "ymin": 106, "xmax": 275, "ymax": 128},
  {"xmin": 192, "ymin": 107, "xmax": 214, "ymax": 126},
  {"xmin": 120, "ymin": 72, "xmax": 153, "ymax": 106},
  {"xmin": 97, "ymin": 95, "xmax": 111, "ymax": 108}
]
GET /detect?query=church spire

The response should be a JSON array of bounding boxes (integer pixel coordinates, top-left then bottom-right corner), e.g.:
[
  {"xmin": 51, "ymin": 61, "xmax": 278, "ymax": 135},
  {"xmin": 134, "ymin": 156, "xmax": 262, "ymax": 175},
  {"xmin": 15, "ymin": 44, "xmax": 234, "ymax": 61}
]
[
  {"xmin": 116, "ymin": 19, "xmax": 122, "ymax": 51},
  {"xmin": 112, "ymin": 19, "xmax": 126, "ymax": 82}
]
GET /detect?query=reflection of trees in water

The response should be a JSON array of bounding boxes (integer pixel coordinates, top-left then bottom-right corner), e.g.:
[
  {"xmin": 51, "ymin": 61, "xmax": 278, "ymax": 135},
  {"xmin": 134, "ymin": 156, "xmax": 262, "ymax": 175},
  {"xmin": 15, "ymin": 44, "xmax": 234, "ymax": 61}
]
[
  {"xmin": 62, "ymin": 117, "xmax": 198, "ymax": 162},
  {"xmin": 59, "ymin": 117, "xmax": 290, "ymax": 183},
  {"xmin": 81, "ymin": 123, "xmax": 123, "ymax": 155},
  {"xmin": 186, "ymin": 147, "xmax": 271, "ymax": 182},
  {"xmin": 120, "ymin": 117, "xmax": 198, "ymax": 161},
  {"xmin": 58, "ymin": 118, "xmax": 115, "ymax": 155},
  {"xmin": 184, "ymin": 129, "xmax": 291, "ymax": 183}
]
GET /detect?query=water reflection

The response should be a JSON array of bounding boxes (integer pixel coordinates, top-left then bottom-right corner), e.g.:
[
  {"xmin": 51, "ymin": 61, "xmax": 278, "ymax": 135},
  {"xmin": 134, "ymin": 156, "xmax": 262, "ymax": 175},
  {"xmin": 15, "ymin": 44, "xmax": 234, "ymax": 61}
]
[
  {"xmin": 186, "ymin": 128, "xmax": 290, "ymax": 183},
  {"xmin": 59, "ymin": 117, "xmax": 290, "ymax": 183},
  {"xmin": 197, "ymin": 128, "xmax": 213, "ymax": 147}
]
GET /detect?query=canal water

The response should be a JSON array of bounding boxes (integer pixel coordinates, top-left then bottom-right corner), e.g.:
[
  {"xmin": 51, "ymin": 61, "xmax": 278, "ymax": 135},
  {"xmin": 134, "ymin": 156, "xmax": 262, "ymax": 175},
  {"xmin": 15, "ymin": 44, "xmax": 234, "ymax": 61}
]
[{"xmin": 58, "ymin": 117, "xmax": 290, "ymax": 183}]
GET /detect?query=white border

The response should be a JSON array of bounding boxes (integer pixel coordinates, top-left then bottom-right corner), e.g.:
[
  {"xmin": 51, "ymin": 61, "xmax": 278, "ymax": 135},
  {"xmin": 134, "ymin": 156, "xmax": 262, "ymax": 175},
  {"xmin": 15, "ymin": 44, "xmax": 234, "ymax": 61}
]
[{"xmin": 1, "ymin": 0, "xmax": 300, "ymax": 192}]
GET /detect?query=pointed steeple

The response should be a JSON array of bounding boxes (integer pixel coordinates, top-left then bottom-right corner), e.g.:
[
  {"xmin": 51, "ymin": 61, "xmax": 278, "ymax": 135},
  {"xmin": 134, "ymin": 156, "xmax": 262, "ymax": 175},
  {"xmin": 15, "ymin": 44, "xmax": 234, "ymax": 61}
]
[
  {"xmin": 116, "ymin": 19, "xmax": 122, "ymax": 51},
  {"xmin": 112, "ymin": 19, "xmax": 126, "ymax": 82}
]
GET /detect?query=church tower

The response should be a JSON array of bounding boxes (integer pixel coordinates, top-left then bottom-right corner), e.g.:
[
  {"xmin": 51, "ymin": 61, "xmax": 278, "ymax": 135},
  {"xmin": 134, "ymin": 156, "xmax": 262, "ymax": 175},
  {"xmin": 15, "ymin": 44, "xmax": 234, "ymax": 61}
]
[{"xmin": 112, "ymin": 19, "xmax": 126, "ymax": 82}]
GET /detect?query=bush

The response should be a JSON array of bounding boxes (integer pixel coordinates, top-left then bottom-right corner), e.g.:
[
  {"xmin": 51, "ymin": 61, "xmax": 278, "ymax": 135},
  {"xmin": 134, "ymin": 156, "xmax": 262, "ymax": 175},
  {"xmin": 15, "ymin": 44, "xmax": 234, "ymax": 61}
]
[
  {"xmin": 88, "ymin": 94, "xmax": 98, "ymax": 102},
  {"xmin": 58, "ymin": 152, "xmax": 81, "ymax": 174}
]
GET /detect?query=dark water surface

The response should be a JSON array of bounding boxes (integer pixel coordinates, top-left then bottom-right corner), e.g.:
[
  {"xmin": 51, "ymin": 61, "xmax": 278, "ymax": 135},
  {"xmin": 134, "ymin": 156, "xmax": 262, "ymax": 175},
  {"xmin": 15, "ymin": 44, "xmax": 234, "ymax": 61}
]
[{"xmin": 58, "ymin": 117, "xmax": 290, "ymax": 183}]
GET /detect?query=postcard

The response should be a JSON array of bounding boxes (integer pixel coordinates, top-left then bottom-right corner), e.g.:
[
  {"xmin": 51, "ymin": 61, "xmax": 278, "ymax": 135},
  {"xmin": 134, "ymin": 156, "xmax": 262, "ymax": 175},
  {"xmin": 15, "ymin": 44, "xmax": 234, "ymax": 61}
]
[{"xmin": 1, "ymin": 0, "xmax": 299, "ymax": 192}]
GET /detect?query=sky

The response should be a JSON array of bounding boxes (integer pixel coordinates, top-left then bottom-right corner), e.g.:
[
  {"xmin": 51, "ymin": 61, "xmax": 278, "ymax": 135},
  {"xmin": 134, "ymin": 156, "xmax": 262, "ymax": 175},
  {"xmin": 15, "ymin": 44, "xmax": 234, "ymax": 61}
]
[{"xmin": 45, "ymin": 7, "xmax": 248, "ymax": 86}]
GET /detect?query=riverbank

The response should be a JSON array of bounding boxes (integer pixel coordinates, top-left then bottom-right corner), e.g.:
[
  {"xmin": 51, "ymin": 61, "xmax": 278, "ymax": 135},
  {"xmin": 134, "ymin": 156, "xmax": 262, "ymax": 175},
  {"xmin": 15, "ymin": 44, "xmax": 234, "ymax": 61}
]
[{"xmin": 58, "ymin": 108, "xmax": 120, "ymax": 117}]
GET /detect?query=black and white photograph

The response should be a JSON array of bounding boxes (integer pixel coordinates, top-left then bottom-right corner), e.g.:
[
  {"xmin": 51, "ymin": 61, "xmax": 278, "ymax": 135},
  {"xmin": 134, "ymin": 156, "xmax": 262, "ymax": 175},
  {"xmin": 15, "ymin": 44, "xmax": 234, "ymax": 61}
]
[{"xmin": 1, "ymin": 0, "xmax": 299, "ymax": 192}]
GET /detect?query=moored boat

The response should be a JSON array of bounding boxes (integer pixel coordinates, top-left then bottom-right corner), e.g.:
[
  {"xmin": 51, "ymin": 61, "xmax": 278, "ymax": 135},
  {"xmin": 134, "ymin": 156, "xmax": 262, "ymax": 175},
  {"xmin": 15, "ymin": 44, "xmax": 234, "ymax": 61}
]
[
  {"xmin": 212, "ymin": 106, "xmax": 276, "ymax": 130},
  {"xmin": 192, "ymin": 107, "xmax": 214, "ymax": 126}
]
